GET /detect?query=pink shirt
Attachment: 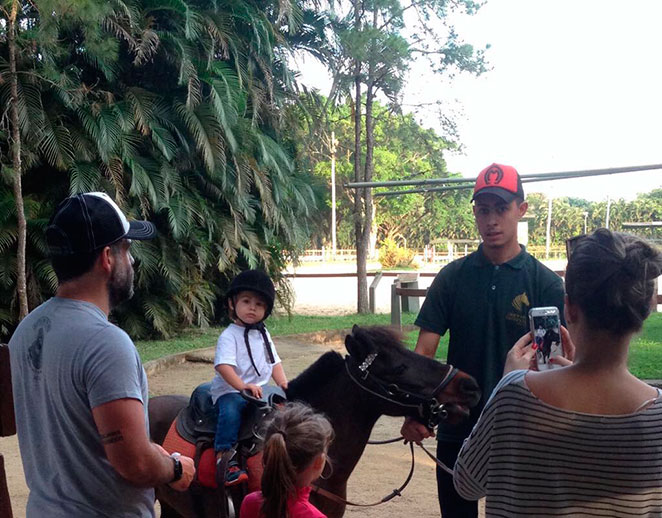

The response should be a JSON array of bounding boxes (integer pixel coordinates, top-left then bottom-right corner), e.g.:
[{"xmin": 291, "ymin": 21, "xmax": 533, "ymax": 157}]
[{"xmin": 240, "ymin": 487, "xmax": 326, "ymax": 518}]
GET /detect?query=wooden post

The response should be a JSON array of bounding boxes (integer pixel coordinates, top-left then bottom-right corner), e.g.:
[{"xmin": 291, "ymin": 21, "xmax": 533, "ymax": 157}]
[
  {"xmin": 0, "ymin": 345, "xmax": 15, "ymax": 437},
  {"xmin": 397, "ymin": 273, "xmax": 419, "ymax": 313},
  {"xmin": 0, "ymin": 455, "xmax": 12, "ymax": 518},
  {"xmin": 390, "ymin": 280, "xmax": 401, "ymax": 329},
  {"xmin": 369, "ymin": 272, "xmax": 383, "ymax": 314},
  {"xmin": 0, "ymin": 344, "xmax": 14, "ymax": 518},
  {"xmin": 653, "ymin": 277, "xmax": 659, "ymax": 313}
]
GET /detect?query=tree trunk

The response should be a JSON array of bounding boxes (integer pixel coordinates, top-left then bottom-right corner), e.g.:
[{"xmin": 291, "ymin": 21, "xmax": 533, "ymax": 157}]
[
  {"xmin": 353, "ymin": 0, "xmax": 368, "ymax": 313},
  {"xmin": 354, "ymin": 69, "xmax": 369, "ymax": 313},
  {"xmin": 358, "ymin": 73, "xmax": 375, "ymax": 313},
  {"xmin": 356, "ymin": 6, "xmax": 378, "ymax": 314},
  {"xmin": 8, "ymin": 0, "xmax": 29, "ymax": 321}
]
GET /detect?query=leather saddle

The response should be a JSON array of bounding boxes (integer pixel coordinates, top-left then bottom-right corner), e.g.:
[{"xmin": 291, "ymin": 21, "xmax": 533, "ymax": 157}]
[{"xmin": 175, "ymin": 382, "xmax": 287, "ymax": 455}]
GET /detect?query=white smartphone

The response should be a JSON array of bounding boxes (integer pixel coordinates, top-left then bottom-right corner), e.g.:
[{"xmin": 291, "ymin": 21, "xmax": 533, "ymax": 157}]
[{"xmin": 529, "ymin": 306, "xmax": 563, "ymax": 370}]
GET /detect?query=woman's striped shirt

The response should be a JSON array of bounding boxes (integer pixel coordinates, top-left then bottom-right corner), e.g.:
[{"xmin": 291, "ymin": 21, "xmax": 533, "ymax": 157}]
[{"xmin": 454, "ymin": 370, "xmax": 662, "ymax": 517}]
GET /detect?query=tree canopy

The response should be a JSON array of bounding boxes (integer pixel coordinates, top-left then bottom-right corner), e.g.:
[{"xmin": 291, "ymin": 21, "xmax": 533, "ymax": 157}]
[{"xmin": 0, "ymin": 0, "xmax": 324, "ymax": 339}]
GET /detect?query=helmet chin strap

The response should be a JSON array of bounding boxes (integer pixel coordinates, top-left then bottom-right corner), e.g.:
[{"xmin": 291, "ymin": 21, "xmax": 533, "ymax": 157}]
[{"xmin": 235, "ymin": 313, "xmax": 275, "ymax": 377}]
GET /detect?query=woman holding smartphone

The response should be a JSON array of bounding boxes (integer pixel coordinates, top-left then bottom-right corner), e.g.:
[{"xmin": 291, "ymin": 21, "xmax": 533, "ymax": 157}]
[{"xmin": 453, "ymin": 228, "xmax": 662, "ymax": 517}]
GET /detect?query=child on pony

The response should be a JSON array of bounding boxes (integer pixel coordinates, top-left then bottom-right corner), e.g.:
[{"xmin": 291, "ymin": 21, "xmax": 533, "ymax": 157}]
[
  {"xmin": 240, "ymin": 402, "xmax": 334, "ymax": 518},
  {"xmin": 211, "ymin": 270, "xmax": 288, "ymax": 486}
]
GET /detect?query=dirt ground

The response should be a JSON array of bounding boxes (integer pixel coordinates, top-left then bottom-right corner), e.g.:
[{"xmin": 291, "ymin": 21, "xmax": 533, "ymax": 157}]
[{"xmin": 1, "ymin": 334, "xmax": 484, "ymax": 517}]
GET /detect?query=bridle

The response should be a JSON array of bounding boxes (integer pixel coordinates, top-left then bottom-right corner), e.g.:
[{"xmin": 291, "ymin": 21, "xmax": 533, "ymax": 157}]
[
  {"xmin": 311, "ymin": 353, "xmax": 460, "ymax": 508},
  {"xmin": 344, "ymin": 352, "xmax": 460, "ymax": 429}
]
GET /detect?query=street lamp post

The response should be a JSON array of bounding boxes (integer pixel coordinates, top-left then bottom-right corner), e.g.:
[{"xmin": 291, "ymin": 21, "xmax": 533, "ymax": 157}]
[
  {"xmin": 583, "ymin": 211, "xmax": 588, "ymax": 234},
  {"xmin": 545, "ymin": 196, "xmax": 553, "ymax": 259},
  {"xmin": 330, "ymin": 131, "xmax": 338, "ymax": 258}
]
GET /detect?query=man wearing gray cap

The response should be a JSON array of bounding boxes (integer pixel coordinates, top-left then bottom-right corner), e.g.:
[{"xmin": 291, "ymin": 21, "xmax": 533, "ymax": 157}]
[{"xmin": 10, "ymin": 192, "xmax": 195, "ymax": 517}]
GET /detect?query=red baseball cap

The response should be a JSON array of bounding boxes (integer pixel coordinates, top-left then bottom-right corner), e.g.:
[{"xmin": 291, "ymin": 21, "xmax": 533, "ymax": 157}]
[{"xmin": 471, "ymin": 163, "xmax": 524, "ymax": 203}]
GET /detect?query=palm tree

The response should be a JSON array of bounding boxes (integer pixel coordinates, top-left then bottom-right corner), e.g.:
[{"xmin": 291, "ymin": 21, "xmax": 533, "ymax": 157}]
[{"xmin": 0, "ymin": 0, "xmax": 324, "ymax": 340}]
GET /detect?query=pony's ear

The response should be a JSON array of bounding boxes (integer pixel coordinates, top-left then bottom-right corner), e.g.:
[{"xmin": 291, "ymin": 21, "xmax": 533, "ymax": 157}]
[
  {"xmin": 345, "ymin": 326, "xmax": 374, "ymax": 359},
  {"xmin": 345, "ymin": 334, "xmax": 359, "ymax": 357}
]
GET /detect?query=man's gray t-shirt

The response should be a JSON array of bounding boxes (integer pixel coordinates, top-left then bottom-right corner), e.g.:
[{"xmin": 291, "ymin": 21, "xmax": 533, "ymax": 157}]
[{"xmin": 9, "ymin": 297, "xmax": 154, "ymax": 517}]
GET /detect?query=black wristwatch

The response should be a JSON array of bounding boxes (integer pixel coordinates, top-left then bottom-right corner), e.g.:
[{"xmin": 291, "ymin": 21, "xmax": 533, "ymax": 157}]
[{"xmin": 170, "ymin": 453, "xmax": 183, "ymax": 483}]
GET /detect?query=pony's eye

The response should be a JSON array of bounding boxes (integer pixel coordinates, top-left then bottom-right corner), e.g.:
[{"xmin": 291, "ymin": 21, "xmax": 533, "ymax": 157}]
[{"xmin": 392, "ymin": 364, "xmax": 407, "ymax": 376}]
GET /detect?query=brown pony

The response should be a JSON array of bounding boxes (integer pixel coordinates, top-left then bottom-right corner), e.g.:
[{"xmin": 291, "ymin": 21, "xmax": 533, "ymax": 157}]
[{"xmin": 149, "ymin": 325, "xmax": 481, "ymax": 518}]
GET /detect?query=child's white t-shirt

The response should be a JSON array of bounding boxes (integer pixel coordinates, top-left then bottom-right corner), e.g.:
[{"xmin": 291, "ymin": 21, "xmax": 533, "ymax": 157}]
[{"xmin": 210, "ymin": 323, "xmax": 281, "ymax": 403}]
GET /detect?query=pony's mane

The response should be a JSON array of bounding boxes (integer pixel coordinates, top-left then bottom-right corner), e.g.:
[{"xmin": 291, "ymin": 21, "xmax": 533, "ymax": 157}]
[
  {"xmin": 287, "ymin": 350, "xmax": 344, "ymax": 399},
  {"xmin": 286, "ymin": 327, "xmax": 407, "ymax": 399},
  {"xmin": 356, "ymin": 326, "xmax": 406, "ymax": 351}
]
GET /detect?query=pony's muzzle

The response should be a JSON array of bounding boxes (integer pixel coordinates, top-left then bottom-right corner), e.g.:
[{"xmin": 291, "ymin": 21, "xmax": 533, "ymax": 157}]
[{"xmin": 458, "ymin": 377, "xmax": 481, "ymax": 407}]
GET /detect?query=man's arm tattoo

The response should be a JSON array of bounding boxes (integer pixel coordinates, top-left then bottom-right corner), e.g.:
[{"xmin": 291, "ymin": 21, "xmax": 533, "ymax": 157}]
[{"xmin": 100, "ymin": 430, "xmax": 123, "ymax": 445}]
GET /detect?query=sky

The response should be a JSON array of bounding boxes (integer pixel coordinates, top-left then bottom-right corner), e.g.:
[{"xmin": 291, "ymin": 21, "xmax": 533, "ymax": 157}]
[{"xmin": 295, "ymin": 0, "xmax": 662, "ymax": 201}]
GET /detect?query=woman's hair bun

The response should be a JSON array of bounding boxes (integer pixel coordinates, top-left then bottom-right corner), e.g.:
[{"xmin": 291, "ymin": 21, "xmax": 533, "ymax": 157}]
[
  {"xmin": 565, "ymin": 228, "xmax": 662, "ymax": 334},
  {"xmin": 622, "ymin": 236, "xmax": 662, "ymax": 281}
]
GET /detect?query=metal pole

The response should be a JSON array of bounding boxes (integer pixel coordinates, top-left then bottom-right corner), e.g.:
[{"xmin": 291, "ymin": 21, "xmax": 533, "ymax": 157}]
[
  {"xmin": 331, "ymin": 131, "xmax": 337, "ymax": 258},
  {"xmin": 346, "ymin": 163, "xmax": 662, "ymax": 190},
  {"xmin": 373, "ymin": 167, "xmax": 661, "ymax": 197},
  {"xmin": 583, "ymin": 211, "xmax": 588, "ymax": 234},
  {"xmin": 373, "ymin": 173, "xmax": 584, "ymax": 197},
  {"xmin": 546, "ymin": 196, "xmax": 552, "ymax": 259}
]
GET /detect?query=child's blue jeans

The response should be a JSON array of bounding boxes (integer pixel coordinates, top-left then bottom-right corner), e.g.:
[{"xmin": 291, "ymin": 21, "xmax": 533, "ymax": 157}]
[{"xmin": 214, "ymin": 392, "xmax": 248, "ymax": 451}]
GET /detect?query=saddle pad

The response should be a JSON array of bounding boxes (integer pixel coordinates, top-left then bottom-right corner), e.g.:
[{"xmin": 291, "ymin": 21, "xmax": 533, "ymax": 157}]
[
  {"xmin": 162, "ymin": 418, "xmax": 264, "ymax": 490},
  {"xmin": 162, "ymin": 419, "xmax": 196, "ymax": 459},
  {"xmin": 197, "ymin": 449, "xmax": 264, "ymax": 490},
  {"xmin": 197, "ymin": 447, "xmax": 217, "ymax": 488},
  {"xmin": 246, "ymin": 452, "xmax": 263, "ymax": 493}
]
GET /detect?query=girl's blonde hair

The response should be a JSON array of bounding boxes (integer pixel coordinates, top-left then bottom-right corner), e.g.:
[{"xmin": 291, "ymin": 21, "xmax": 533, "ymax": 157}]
[{"xmin": 260, "ymin": 402, "xmax": 334, "ymax": 518}]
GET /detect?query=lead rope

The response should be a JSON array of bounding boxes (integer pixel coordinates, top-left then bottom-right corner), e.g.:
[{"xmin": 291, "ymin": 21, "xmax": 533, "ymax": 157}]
[
  {"xmin": 311, "ymin": 442, "xmax": 416, "ymax": 507},
  {"xmin": 311, "ymin": 436, "xmax": 456, "ymax": 508},
  {"xmin": 417, "ymin": 441, "xmax": 455, "ymax": 476},
  {"xmin": 367, "ymin": 435, "xmax": 454, "ymax": 476}
]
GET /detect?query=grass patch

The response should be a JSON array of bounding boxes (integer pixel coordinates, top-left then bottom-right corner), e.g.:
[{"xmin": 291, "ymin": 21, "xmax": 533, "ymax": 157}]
[
  {"xmin": 400, "ymin": 312, "xmax": 662, "ymax": 380},
  {"xmin": 135, "ymin": 312, "xmax": 417, "ymax": 363},
  {"xmin": 135, "ymin": 311, "xmax": 662, "ymax": 380},
  {"xmin": 628, "ymin": 313, "xmax": 662, "ymax": 379}
]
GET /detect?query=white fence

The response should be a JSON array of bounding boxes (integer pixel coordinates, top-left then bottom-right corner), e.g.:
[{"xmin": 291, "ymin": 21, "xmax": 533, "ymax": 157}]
[
  {"xmin": 300, "ymin": 244, "xmax": 481, "ymax": 265},
  {"xmin": 300, "ymin": 243, "xmax": 569, "ymax": 265}
]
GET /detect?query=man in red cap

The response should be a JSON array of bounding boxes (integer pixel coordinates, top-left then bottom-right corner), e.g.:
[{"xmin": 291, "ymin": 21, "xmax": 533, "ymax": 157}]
[{"xmin": 402, "ymin": 164, "xmax": 565, "ymax": 517}]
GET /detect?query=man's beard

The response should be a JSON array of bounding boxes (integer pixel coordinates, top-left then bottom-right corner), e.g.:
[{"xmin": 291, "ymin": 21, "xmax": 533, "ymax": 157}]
[{"xmin": 108, "ymin": 261, "xmax": 134, "ymax": 309}]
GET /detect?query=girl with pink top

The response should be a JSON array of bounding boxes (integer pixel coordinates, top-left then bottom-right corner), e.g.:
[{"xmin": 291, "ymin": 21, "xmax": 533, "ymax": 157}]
[{"xmin": 240, "ymin": 402, "xmax": 334, "ymax": 518}]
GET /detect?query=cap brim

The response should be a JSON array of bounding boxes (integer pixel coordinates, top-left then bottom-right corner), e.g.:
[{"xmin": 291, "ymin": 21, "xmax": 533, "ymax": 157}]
[
  {"xmin": 471, "ymin": 187, "xmax": 518, "ymax": 203},
  {"xmin": 126, "ymin": 220, "xmax": 157, "ymax": 240}
]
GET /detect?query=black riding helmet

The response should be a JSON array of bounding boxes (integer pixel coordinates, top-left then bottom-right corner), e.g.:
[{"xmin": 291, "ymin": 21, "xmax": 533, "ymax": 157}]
[{"xmin": 226, "ymin": 269, "xmax": 276, "ymax": 320}]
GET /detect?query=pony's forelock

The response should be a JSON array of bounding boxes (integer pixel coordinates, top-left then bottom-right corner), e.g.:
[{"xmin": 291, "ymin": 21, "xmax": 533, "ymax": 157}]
[{"xmin": 353, "ymin": 326, "xmax": 406, "ymax": 351}]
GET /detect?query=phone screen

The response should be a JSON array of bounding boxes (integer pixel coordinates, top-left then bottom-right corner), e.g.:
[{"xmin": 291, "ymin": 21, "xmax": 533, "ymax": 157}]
[{"xmin": 530, "ymin": 309, "xmax": 562, "ymax": 370}]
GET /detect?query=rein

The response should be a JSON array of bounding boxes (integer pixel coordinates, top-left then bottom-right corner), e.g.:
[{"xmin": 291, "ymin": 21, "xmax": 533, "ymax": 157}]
[{"xmin": 344, "ymin": 354, "xmax": 459, "ymax": 429}]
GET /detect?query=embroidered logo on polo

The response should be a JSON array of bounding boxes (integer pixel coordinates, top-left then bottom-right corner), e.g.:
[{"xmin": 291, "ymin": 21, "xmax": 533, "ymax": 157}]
[
  {"xmin": 511, "ymin": 292, "xmax": 530, "ymax": 312},
  {"xmin": 506, "ymin": 291, "xmax": 530, "ymax": 327},
  {"xmin": 484, "ymin": 165, "xmax": 504, "ymax": 185}
]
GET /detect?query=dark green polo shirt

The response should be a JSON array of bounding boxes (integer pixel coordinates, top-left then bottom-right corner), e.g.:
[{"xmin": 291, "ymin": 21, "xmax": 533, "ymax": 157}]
[{"xmin": 415, "ymin": 245, "xmax": 565, "ymax": 441}]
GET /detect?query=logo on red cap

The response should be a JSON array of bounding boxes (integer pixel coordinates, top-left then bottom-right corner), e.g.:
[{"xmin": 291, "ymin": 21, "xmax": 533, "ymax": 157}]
[
  {"xmin": 484, "ymin": 165, "xmax": 504, "ymax": 186},
  {"xmin": 473, "ymin": 163, "xmax": 521, "ymax": 198}
]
